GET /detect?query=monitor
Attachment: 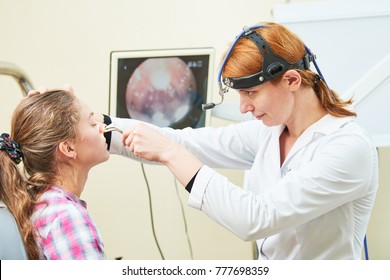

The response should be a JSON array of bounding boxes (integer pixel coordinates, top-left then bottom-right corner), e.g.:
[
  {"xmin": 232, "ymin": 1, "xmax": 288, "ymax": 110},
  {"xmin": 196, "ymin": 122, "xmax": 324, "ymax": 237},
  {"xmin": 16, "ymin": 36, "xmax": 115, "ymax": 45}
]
[{"xmin": 109, "ymin": 48, "xmax": 214, "ymax": 129}]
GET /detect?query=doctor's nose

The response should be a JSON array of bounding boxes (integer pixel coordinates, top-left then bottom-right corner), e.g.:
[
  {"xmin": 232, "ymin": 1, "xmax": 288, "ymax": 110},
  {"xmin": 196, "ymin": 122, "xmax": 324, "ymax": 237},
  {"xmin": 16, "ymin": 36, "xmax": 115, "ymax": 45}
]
[{"xmin": 239, "ymin": 96, "xmax": 254, "ymax": 114}]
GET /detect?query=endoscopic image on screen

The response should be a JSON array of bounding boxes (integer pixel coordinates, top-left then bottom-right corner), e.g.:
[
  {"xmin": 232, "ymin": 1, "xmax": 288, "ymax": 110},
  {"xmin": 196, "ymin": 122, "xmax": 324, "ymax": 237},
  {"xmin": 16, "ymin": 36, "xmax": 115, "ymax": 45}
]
[{"xmin": 115, "ymin": 54, "xmax": 210, "ymax": 129}]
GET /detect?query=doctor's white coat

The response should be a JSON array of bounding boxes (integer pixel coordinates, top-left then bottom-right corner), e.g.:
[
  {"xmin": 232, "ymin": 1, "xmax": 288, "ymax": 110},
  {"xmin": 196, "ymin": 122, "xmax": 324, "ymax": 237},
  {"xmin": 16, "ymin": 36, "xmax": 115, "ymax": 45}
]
[{"xmin": 110, "ymin": 114, "xmax": 378, "ymax": 259}]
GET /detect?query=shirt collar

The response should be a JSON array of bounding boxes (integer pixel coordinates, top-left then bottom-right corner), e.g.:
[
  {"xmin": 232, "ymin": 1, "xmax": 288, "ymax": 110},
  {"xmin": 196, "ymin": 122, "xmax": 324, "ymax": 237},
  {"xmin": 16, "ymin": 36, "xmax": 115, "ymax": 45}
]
[
  {"xmin": 51, "ymin": 185, "xmax": 87, "ymax": 208},
  {"xmin": 0, "ymin": 200, "xmax": 6, "ymax": 208},
  {"xmin": 272, "ymin": 114, "xmax": 355, "ymax": 167}
]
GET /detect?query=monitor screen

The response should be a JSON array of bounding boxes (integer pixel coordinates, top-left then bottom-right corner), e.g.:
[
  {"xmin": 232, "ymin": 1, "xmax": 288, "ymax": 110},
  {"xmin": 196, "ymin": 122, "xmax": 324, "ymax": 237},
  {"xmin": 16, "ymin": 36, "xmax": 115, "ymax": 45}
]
[{"xmin": 109, "ymin": 48, "xmax": 214, "ymax": 129}]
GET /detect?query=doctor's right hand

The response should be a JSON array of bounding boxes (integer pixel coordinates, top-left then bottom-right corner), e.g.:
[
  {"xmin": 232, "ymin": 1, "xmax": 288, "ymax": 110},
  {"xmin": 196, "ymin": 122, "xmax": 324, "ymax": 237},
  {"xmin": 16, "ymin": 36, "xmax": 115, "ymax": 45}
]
[
  {"xmin": 122, "ymin": 122, "xmax": 176, "ymax": 163},
  {"xmin": 122, "ymin": 122, "xmax": 203, "ymax": 187}
]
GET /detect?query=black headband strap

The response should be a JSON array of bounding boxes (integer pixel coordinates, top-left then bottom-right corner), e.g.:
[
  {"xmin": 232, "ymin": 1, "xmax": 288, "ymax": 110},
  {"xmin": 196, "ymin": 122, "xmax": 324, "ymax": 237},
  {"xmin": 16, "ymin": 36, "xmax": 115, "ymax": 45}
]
[{"xmin": 223, "ymin": 30, "xmax": 312, "ymax": 89}]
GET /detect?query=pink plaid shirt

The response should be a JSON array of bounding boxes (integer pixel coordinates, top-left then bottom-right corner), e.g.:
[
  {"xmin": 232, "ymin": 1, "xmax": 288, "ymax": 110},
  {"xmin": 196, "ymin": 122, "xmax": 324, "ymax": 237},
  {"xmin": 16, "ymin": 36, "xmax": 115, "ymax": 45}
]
[{"xmin": 31, "ymin": 186, "xmax": 106, "ymax": 260}]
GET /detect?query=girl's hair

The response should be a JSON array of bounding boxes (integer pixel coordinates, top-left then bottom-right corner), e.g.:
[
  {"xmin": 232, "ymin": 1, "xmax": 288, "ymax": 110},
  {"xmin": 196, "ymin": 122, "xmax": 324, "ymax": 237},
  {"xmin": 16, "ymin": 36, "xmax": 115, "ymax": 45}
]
[
  {"xmin": 221, "ymin": 22, "xmax": 356, "ymax": 117},
  {"xmin": 0, "ymin": 90, "xmax": 79, "ymax": 259}
]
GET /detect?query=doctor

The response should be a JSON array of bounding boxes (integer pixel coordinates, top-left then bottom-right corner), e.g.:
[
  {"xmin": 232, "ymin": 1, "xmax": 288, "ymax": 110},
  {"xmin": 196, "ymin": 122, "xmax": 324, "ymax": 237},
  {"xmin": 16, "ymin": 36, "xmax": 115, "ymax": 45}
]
[{"xmin": 106, "ymin": 22, "xmax": 378, "ymax": 259}]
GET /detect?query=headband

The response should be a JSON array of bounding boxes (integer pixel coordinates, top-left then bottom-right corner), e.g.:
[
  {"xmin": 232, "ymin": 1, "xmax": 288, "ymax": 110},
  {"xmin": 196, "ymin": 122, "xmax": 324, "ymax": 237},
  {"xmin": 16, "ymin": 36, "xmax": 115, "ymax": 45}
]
[{"xmin": 222, "ymin": 29, "xmax": 313, "ymax": 89}]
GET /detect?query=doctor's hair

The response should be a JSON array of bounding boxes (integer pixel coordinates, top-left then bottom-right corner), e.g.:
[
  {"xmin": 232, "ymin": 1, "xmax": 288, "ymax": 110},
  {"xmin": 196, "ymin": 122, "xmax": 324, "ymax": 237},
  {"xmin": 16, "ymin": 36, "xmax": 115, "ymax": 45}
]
[
  {"xmin": 0, "ymin": 90, "xmax": 80, "ymax": 259},
  {"xmin": 221, "ymin": 22, "xmax": 356, "ymax": 118}
]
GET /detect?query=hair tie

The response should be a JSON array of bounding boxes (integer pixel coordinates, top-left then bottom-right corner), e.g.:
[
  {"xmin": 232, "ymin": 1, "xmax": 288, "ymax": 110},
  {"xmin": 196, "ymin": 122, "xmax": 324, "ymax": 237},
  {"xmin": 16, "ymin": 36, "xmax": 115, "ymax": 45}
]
[{"xmin": 0, "ymin": 133, "xmax": 23, "ymax": 164}]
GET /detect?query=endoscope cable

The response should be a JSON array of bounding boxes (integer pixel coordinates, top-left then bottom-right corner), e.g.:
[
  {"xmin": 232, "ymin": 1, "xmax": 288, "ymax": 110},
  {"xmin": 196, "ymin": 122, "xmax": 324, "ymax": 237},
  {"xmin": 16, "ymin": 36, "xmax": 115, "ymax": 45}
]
[
  {"xmin": 141, "ymin": 162, "xmax": 165, "ymax": 260},
  {"xmin": 174, "ymin": 177, "xmax": 194, "ymax": 259}
]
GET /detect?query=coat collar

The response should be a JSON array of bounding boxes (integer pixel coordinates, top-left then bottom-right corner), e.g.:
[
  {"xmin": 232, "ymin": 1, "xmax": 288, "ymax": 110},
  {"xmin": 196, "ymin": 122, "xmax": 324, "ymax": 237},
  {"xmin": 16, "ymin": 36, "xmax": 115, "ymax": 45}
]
[{"xmin": 272, "ymin": 114, "xmax": 355, "ymax": 167}]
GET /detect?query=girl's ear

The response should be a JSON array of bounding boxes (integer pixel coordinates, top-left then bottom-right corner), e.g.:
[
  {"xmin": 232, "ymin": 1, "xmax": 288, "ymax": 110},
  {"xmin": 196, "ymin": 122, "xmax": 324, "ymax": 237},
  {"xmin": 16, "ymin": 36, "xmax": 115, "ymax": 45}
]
[
  {"xmin": 58, "ymin": 140, "xmax": 77, "ymax": 160},
  {"xmin": 283, "ymin": 69, "xmax": 301, "ymax": 91}
]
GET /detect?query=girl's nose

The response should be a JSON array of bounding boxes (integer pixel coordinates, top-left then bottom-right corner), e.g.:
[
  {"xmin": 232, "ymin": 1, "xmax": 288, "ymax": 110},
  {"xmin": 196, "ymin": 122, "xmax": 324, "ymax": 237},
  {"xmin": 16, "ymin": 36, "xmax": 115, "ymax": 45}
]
[{"xmin": 99, "ymin": 123, "xmax": 106, "ymax": 134}]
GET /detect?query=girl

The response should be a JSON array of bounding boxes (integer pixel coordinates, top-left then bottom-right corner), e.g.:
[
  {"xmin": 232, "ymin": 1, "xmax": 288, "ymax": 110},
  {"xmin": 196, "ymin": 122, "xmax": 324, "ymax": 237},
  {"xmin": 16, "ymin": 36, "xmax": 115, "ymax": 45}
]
[{"xmin": 1, "ymin": 90, "xmax": 109, "ymax": 259}]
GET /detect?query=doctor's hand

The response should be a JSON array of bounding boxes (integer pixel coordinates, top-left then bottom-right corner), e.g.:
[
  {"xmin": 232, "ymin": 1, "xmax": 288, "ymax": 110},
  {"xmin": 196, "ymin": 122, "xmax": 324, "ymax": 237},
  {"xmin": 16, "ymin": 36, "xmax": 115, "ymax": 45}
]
[
  {"xmin": 122, "ymin": 123, "xmax": 177, "ymax": 163},
  {"xmin": 122, "ymin": 123, "xmax": 203, "ymax": 186}
]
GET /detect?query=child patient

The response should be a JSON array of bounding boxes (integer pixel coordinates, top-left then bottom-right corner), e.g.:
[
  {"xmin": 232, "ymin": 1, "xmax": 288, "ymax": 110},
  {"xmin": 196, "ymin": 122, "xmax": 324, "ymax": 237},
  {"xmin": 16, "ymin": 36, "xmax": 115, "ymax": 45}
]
[{"xmin": 0, "ymin": 89, "xmax": 109, "ymax": 259}]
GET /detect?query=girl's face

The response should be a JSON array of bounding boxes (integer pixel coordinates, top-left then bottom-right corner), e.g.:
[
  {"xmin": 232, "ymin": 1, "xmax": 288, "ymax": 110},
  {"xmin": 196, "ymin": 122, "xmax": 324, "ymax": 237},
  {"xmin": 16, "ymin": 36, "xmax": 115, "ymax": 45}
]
[
  {"xmin": 237, "ymin": 76, "xmax": 294, "ymax": 127},
  {"xmin": 74, "ymin": 99, "xmax": 109, "ymax": 169}
]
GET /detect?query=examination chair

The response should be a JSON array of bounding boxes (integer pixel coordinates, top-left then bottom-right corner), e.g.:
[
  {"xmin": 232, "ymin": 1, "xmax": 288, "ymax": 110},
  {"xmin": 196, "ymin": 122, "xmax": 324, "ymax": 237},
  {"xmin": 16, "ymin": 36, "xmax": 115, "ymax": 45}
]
[{"xmin": 0, "ymin": 201, "xmax": 28, "ymax": 260}]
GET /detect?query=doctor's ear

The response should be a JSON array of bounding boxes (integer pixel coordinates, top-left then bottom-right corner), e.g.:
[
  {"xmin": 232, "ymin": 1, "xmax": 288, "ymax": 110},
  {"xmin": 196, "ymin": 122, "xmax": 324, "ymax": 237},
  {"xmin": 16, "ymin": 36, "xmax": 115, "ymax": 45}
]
[
  {"xmin": 283, "ymin": 70, "xmax": 301, "ymax": 90},
  {"xmin": 58, "ymin": 140, "xmax": 77, "ymax": 160}
]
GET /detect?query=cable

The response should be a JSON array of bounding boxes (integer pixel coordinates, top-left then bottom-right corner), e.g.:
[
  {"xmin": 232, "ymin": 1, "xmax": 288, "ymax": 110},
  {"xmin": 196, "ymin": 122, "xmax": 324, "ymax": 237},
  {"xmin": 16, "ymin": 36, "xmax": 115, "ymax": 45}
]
[
  {"xmin": 259, "ymin": 237, "xmax": 269, "ymax": 260},
  {"xmin": 173, "ymin": 177, "xmax": 194, "ymax": 259},
  {"xmin": 304, "ymin": 46, "xmax": 337, "ymax": 103},
  {"xmin": 140, "ymin": 163, "xmax": 194, "ymax": 259},
  {"xmin": 140, "ymin": 162, "xmax": 165, "ymax": 260},
  {"xmin": 364, "ymin": 235, "xmax": 369, "ymax": 260}
]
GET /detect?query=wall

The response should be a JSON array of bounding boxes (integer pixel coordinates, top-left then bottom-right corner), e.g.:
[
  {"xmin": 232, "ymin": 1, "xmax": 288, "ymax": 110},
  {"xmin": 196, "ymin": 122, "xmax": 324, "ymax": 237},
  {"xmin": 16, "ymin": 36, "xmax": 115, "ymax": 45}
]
[{"xmin": 366, "ymin": 147, "xmax": 390, "ymax": 259}]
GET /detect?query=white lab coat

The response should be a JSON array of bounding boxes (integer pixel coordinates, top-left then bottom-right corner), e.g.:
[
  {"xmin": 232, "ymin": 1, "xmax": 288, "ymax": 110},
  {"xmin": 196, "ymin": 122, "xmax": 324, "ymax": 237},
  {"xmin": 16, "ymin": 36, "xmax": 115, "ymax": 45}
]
[{"xmin": 109, "ymin": 114, "xmax": 378, "ymax": 259}]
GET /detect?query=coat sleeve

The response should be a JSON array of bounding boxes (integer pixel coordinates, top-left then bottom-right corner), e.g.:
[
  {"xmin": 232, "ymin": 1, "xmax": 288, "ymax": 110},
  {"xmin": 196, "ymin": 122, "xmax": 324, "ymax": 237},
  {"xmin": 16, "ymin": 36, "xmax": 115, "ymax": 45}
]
[{"xmin": 109, "ymin": 116, "xmax": 263, "ymax": 170}]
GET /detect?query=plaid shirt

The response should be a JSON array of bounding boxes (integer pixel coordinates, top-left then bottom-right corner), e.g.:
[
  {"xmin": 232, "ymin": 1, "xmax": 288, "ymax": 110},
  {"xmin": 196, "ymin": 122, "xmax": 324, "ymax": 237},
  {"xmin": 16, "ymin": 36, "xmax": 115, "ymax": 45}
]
[{"xmin": 31, "ymin": 186, "xmax": 106, "ymax": 260}]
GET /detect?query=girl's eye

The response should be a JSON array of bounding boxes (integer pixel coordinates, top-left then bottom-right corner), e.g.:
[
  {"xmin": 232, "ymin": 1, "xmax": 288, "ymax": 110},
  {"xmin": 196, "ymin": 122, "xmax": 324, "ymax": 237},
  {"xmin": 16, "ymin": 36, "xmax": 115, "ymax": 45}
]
[
  {"xmin": 247, "ymin": 91, "xmax": 254, "ymax": 96},
  {"xmin": 91, "ymin": 123, "xmax": 97, "ymax": 127}
]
